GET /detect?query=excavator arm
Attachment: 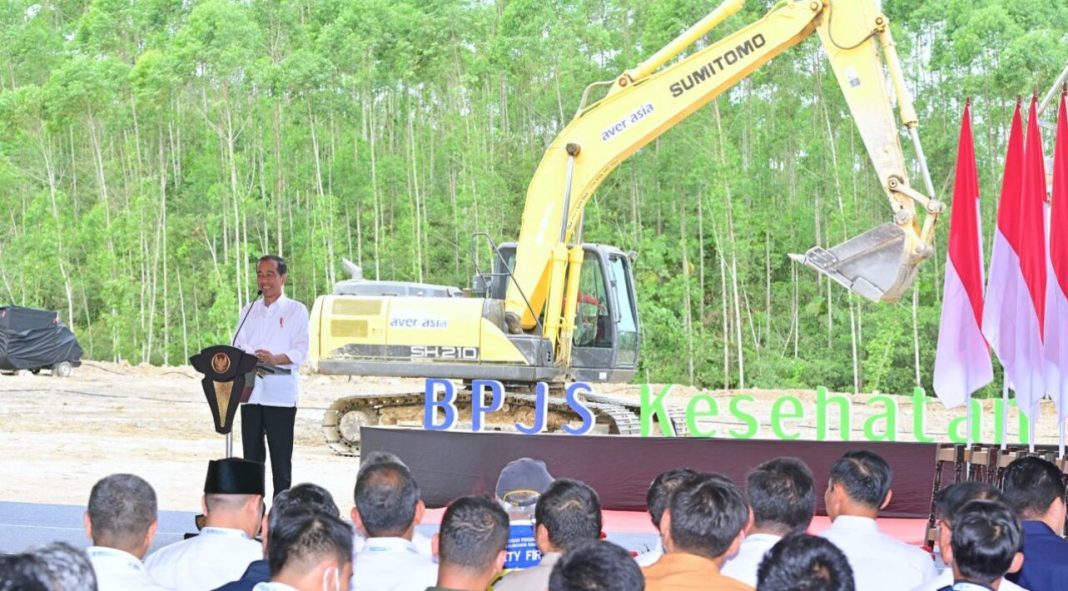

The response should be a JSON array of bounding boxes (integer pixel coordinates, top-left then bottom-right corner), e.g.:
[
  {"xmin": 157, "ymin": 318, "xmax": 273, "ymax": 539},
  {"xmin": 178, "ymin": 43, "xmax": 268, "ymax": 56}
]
[{"xmin": 504, "ymin": 0, "xmax": 943, "ymax": 364}]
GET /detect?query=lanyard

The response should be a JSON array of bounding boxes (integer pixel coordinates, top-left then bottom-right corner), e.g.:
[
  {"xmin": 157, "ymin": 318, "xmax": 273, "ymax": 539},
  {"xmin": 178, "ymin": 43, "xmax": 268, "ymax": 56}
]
[
  {"xmin": 200, "ymin": 527, "xmax": 251, "ymax": 540},
  {"xmin": 87, "ymin": 547, "xmax": 144, "ymax": 573}
]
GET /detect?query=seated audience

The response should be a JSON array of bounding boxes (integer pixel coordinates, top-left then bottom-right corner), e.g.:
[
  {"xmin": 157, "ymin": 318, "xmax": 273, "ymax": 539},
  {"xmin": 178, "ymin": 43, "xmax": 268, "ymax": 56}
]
[
  {"xmin": 549, "ymin": 540, "xmax": 644, "ymax": 591},
  {"xmin": 495, "ymin": 479, "xmax": 603, "ymax": 591},
  {"xmin": 936, "ymin": 500, "xmax": 1023, "ymax": 591},
  {"xmin": 353, "ymin": 452, "xmax": 432, "ymax": 556},
  {"xmin": 755, "ymin": 534, "xmax": 854, "ymax": 591},
  {"xmin": 635, "ymin": 468, "xmax": 697, "ymax": 567},
  {"xmin": 83, "ymin": 473, "xmax": 170, "ymax": 590},
  {"xmin": 494, "ymin": 457, "xmax": 556, "ymax": 570},
  {"xmin": 256, "ymin": 510, "xmax": 353, "ymax": 591},
  {"xmin": 1001, "ymin": 456, "xmax": 1068, "ymax": 590},
  {"xmin": 430, "ymin": 496, "xmax": 510, "ymax": 591},
  {"xmin": 350, "ymin": 461, "xmax": 437, "ymax": 590},
  {"xmin": 146, "ymin": 458, "xmax": 266, "ymax": 590},
  {"xmin": 641, "ymin": 473, "xmax": 753, "ymax": 591},
  {"xmin": 723, "ymin": 457, "xmax": 815, "ymax": 587},
  {"xmin": 909, "ymin": 481, "xmax": 1024, "ymax": 591},
  {"xmin": 0, "ymin": 542, "xmax": 98, "ymax": 591},
  {"xmin": 820, "ymin": 450, "xmax": 937, "ymax": 591},
  {"xmin": 216, "ymin": 483, "xmax": 340, "ymax": 591}
]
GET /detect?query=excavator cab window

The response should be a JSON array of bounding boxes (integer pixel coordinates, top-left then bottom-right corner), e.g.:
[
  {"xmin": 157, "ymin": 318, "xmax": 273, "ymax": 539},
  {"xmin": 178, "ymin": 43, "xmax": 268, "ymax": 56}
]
[
  {"xmin": 607, "ymin": 253, "xmax": 639, "ymax": 367},
  {"xmin": 575, "ymin": 256, "xmax": 610, "ymax": 348}
]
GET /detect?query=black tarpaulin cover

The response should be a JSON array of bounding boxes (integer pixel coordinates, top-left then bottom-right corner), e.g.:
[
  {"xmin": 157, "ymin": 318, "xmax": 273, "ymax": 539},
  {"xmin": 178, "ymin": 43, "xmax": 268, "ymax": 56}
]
[{"xmin": 0, "ymin": 306, "xmax": 83, "ymax": 371}]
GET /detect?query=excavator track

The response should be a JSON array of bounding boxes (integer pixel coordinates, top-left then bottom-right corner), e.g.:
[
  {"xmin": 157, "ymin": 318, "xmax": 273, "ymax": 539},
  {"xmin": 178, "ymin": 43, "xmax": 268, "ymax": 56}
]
[
  {"xmin": 580, "ymin": 392, "xmax": 691, "ymax": 437},
  {"xmin": 322, "ymin": 388, "xmax": 641, "ymax": 456}
]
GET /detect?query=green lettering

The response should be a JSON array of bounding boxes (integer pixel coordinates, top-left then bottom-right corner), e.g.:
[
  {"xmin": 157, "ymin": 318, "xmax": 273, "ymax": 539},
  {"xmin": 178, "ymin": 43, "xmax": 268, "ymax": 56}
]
[
  {"xmin": 947, "ymin": 398, "xmax": 983, "ymax": 444},
  {"xmin": 728, "ymin": 395, "xmax": 759, "ymax": 439},
  {"xmin": 771, "ymin": 396, "xmax": 803, "ymax": 440},
  {"xmin": 686, "ymin": 394, "xmax": 718, "ymax": 438},
  {"xmin": 640, "ymin": 384, "xmax": 675, "ymax": 437},
  {"xmin": 816, "ymin": 386, "xmax": 850, "ymax": 441},
  {"xmin": 863, "ymin": 395, "xmax": 898, "ymax": 442},
  {"xmin": 911, "ymin": 387, "xmax": 934, "ymax": 443}
]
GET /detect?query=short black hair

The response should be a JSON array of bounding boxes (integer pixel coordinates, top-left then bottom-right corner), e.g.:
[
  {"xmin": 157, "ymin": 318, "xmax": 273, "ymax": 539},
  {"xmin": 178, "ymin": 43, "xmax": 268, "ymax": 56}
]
[
  {"xmin": 756, "ymin": 534, "xmax": 854, "ymax": 591},
  {"xmin": 438, "ymin": 496, "xmax": 509, "ymax": 571},
  {"xmin": 934, "ymin": 481, "xmax": 1005, "ymax": 524},
  {"xmin": 828, "ymin": 450, "xmax": 892, "ymax": 509},
  {"xmin": 353, "ymin": 461, "xmax": 420, "ymax": 537},
  {"xmin": 258, "ymin": 255, "xmax": 288, "ymax": 276},
  {"xmin": 534, "ymin": 479, "xmax": 602, "ymax": 552},
  {"xmin": 266, "ymin": 510, "xmax": 352, "ymax": 575},
  {"xmin": 668, "ymin": 473, "xmax": 748, "ymax": 560},
  {"xmin": 746, "ymin": 458, "xmax": 815, "ymax": 535},
  {"xmin": 269, "ymin": 483, "xmax": 340, "ymax": 532},
  {"xmin": 548, "ymin": 540, "xmax": 643, "ymax": 591},
  {"xmin": 1001, "ymin": 456, "xmax": 1065, "ymax": 519},
  {"xmin": 87, "ymin": 473, "xmax": 158, "ymax": 550},
  {"xmin": 646, "ymin": 468, "xmax": 696, "ymax": 528},
  {"xmin": 950, "ymin": 500, "xmax": 1022, "ymax": 585}
]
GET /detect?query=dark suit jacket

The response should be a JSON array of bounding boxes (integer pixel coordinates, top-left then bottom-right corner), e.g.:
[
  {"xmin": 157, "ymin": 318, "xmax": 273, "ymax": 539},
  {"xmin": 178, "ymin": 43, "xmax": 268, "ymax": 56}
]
[
  {"xmin": 1006, "ymin": 520, "xmax": 1068, "ymax": 591},
  {"xmin": 212, "ymin": 559, "xmax": 270, "ymax": 591}
]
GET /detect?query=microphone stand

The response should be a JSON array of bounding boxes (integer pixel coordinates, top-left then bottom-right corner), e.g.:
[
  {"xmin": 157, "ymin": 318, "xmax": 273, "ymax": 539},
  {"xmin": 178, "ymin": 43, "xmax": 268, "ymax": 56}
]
[{"xmin": 227, "ymin": 290, "xmax": 262, "ymax": 457}]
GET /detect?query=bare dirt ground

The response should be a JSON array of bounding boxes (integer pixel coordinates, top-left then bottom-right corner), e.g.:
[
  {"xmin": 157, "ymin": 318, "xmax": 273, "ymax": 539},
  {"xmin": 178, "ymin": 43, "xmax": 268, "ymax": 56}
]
[{"xmin": 0, "ymin": 361, "xmax": 1059, "ymax": 512}]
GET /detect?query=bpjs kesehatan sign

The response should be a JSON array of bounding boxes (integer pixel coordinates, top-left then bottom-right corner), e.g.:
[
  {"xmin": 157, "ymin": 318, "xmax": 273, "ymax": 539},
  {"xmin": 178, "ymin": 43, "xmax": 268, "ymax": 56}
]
[{"xmin": 423, "ymin": 379, "xmax": 1036, "ymax": 444}]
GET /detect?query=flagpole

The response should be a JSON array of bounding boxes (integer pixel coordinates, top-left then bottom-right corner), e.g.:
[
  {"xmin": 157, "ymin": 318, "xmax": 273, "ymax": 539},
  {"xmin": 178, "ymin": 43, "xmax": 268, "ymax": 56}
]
[{"xmin": 1002, "ymin": 375, "xmax": 1009, "ymax": 451}]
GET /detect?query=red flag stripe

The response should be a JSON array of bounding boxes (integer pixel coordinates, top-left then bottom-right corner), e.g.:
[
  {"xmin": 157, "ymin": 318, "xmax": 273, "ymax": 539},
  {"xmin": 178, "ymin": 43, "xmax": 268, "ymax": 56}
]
[
  {"xmin": 1052, "ymin": 93, "xmax": 1068, "ymax": 298},
  {"xmin": 1019, "ymin": 96, "xmax": 1048, "ymax": 336},
  {"xmin": 996, "ymin": 102, "xmax": 1026, "ymax": 247},
  {"xmin": 947, "ymin": 102, "xmax": 985, "ymax": 327}
]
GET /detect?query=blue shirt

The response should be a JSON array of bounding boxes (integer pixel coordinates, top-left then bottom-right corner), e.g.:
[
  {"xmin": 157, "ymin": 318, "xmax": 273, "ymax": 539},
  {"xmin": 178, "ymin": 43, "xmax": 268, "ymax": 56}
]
[
  {"xmin": 1006, "ymin": 520, "xmax": 1068, "ymax": 591},
  {"xmin": 213, "ymin": 559, "xmax": 270, "ymax": 591}
]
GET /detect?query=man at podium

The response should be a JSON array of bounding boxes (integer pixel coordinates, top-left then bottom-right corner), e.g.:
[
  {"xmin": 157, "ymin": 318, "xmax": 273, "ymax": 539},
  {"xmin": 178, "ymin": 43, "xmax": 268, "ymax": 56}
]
[{"xmin": 233, "ymin": 254, "xmax": 309, "ymax": 497}]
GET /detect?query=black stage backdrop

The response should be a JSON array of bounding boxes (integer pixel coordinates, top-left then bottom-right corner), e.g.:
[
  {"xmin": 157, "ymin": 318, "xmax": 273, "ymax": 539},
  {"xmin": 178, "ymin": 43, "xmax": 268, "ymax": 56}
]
[{"xmin": 361, "ymin": 427, "xmax": 939, "ymax": 518}]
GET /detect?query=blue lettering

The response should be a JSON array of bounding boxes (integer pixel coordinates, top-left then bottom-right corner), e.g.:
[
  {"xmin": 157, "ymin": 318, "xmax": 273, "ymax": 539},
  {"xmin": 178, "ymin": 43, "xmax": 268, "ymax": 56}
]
[
  {"xmin": 471, "ymin": 379, "xmax": 505, "ymax": 432},
  {"xmin": 564, "ymin": 383, "xmax": 595, "ymax": 435},
  {"xmin": 424, "ymin": 378, "xmax": 457, "ymax": 430},
  {"xmin": 515, "ymin": 382, "xmax": 549, "ymax": 434}
]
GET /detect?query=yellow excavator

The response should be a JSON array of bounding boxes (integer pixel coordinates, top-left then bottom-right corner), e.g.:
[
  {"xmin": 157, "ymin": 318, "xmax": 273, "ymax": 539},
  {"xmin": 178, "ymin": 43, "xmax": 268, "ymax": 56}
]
[{"xmin": 309, "ymin": 0, "xmax": 944, "ymax": 454}]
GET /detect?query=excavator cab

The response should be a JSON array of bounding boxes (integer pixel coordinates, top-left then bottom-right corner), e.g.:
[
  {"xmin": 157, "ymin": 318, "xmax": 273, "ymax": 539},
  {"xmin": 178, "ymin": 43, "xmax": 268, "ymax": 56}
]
[{"xmin": 489, "ymin": 243, "xmax": 641, "ymax": 383}]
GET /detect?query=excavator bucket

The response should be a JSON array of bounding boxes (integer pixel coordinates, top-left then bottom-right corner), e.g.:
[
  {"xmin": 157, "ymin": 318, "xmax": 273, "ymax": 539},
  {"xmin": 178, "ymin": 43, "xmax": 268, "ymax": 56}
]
[{"xmin": 789, "ymin": 223, "xmax": 928, "ymax": 304}]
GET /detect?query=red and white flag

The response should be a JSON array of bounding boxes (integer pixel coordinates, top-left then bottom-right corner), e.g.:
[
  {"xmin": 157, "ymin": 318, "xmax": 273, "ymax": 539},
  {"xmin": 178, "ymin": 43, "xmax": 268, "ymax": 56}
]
[
  {"xmin": 983, "ymin": 101, "xmax": 1025, "ymax": 394},
  {"xmin": 934, "ymin": 101, "xmax": 992, "ymax": 407},
  {"xmin": 1046, "ymin": 92, "xmax": 1068, "ymax": 420}
]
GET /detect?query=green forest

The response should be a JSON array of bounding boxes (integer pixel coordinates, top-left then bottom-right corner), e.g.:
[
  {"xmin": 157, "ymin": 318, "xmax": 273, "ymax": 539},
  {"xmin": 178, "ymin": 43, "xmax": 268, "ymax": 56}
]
[{"xmin": 0, "ymin": 0, "xmax": 1065, "ymax": 395}]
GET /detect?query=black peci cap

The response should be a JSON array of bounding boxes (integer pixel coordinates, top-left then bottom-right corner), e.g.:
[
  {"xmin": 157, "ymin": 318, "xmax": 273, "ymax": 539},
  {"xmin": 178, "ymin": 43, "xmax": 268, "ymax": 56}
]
[{"xmin": 204, "ymin": 458, "xmax": 265, "ymax": 495}]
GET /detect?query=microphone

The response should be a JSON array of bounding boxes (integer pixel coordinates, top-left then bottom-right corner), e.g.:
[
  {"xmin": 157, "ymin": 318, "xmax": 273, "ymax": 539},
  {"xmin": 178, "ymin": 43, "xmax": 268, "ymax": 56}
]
[{"xmin": 232, "ymin": 290, "xmax": 263, "ymax": 346}]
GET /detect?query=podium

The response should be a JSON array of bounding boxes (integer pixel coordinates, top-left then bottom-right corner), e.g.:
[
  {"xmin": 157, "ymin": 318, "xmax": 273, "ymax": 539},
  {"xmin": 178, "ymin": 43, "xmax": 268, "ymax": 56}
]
[{"xmin": 190, "ymin": 345, "xmax": 259, "ymax": 456}]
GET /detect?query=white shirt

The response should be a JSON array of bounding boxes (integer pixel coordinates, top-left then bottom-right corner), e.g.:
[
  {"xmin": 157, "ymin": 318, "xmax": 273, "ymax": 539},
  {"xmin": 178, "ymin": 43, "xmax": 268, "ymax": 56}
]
[
  {"xmin": 145, "ymin": 527, "xmax": 263, "ymax": 591},
  {"xmin": 634, "ymin": 541, "xmax": 663, "ymax": 567},
  {"xmin": 88, "ymin": 546, "xmax": 173, "ymax": 591},
  {"xmin": 233, "ymin": 294, "xmax": 309, "ymax": 407},
  {"xmin": 721, "ymin": 532, "xmax": 783, "ymax": 587},
  {"xmin": 350, "ymin": 537, "xmax": 438, "ymax": 591},
  {"xmin": 252, "ymin": 584, "xmax": 298, "ymax": 591},
  {"xmin": 353, "ymin": 530, "xmax": 435, "ymax": 557},
  {"xmin": 909, "ymin": 567, "xmax": 1028, "ymax": 591},
  {"xmin": 821, "ymin": 515, "xmax": 938, "ymax": 591}
]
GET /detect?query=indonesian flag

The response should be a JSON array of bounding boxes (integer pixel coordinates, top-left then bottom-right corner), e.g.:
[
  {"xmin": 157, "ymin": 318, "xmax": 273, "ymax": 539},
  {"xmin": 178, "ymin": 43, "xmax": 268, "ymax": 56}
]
[
  {"xmin": 1046, "ymin": 92, "xmax": 1068, "ymax": 420},
  {"xmin": 983, "ymin": 102, "xmax": 1025, "ymax": 395},
  {"xmin": 934, "ymin": 101, "xmax": 992, "ymax": 407},
  {"xmin": 1005, "ymin": 96, "xmax": 1049, "ymax": 419}
]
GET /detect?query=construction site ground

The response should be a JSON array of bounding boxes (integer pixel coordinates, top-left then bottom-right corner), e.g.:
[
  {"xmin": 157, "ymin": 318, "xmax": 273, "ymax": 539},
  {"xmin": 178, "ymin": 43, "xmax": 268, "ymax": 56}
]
[{"xmin": 1, "ymin": 361, "xmax": 1059, "ymax": 513}]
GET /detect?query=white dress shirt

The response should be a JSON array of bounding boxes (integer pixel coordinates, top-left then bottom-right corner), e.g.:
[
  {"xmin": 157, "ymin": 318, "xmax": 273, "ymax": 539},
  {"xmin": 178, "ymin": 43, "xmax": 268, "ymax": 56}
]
[
  {"xmin": 909, "ymin": 567, "xmax": 1029, "ymax": 591},
  {"xmin": 350, "ymin": 537, "xmax": 438, "ymax": 591},
  {"xmin": 88, "ymin": 546, "xmax": 173, "ymax": 591},
  {"xmin": 145, "ymin": 527, "xmax": 263, "ymax": 591},
  {"xmin": 353, "ymin": 530, "xmax": 434, "ymax": 557},
  {"xmin": 821, "ymin": 515, "xmax": 938, "ymax": 591},
  {"xmin": 721, "ymin": 533, "xmax": 783, "ymax": 587},
  {"xmin": 252, "ymin": 584, "xmax": 298, "ymax": 591},
  {"xmin": 233, "ymin": 294, "xmax": 309, "ymax": 407}
]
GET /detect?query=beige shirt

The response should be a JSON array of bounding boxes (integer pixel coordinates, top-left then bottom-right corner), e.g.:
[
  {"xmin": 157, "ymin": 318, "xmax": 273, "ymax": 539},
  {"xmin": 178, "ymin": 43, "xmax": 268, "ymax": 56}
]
[
  {"xmin": 642, "ymin": 552, "xmax": 755, "ymax": 591},
  {"xmin": 493, "ymin": 552, "xmax": 561, "ymax": 591}
]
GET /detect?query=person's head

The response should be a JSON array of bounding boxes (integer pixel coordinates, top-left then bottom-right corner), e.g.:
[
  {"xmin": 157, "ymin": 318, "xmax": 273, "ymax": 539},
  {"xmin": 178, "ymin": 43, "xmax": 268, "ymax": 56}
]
[
  {"xmin": 84, "ymin": 473, "xmax": 158, "ymax": 558},
  {"xmin": 264, "ymin": 483, "xmax": 340, "ymax": 552},
  {"xmin": 0, "ymin": 543, "xmax": 98, "ymax": 591},
  {"xmin": 267, "ymin": 510, "xmax": 353, "ymax": 591},
  {"xmin": 825, "ymin": 450, "xmax": 893, "ymax": 518},
  {"xmin": 548, "ymin": 540, "xmax": 644, "ymax": 591},
  {"xmin": 746, "ymin": 457, "xmax": 815, "ymax": 536},
  {"xmin": 433, "ymin": 496, "xmax": 510, "ymax": 588},
  {"xmin": 533, "ymin": 479, "xmax": 602, "ymax": 554},
  {"xmin": 756, "ymin": 534, "xmax": 854, "ymax": 591},
  {"xmin": 495, "ymin": 457, "xmax": 555, "ymax": 513},
  {"xmin": 351, "ymin": 461, "xmax": 423, "ymax": 539},
  {"xmin": 257, "ymin": 255, "xmax": 288, "ymax": 302},
  {"xmin": 645, "ymin": 468, "xmax": 696, "ymax": 529},
  {"xmin": 1001, "ymin": 456, "xmax": 1066, "ymax": 532},
  {"xmin": 948, "ymin": 500, "xmax": 1024, "ymax": 587},
  {"xmin": 662, "ymin": 473, "xmax": 749, "ymax": 563},
  {"xmin": 356, "ymin": 451, "xmax": 408, "ymax": 479},
  {"xmin": 202, "ymin": 458, "xmax": 266, "ymax": 537},
  {"xmin": 933, "ymin": 481, "xmax": 1006, "ymax": 557}
]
